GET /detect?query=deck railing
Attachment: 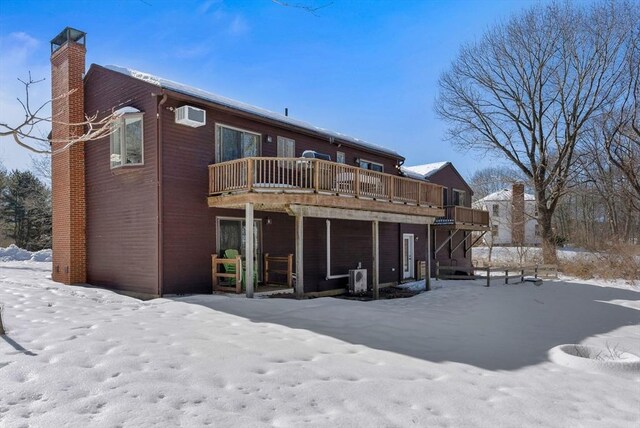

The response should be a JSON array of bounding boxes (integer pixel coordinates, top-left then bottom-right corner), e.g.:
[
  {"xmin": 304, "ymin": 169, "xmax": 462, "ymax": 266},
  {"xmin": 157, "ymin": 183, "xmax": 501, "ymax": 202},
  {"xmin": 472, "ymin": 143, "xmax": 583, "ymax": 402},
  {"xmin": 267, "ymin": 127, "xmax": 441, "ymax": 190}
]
[
  {"xmin": 209, "ymin": 157, "xmax": 444, "ymax": 207},
  {"xmin": 440, "ymin": 205, "xmax": 490, "ymax": 226}
]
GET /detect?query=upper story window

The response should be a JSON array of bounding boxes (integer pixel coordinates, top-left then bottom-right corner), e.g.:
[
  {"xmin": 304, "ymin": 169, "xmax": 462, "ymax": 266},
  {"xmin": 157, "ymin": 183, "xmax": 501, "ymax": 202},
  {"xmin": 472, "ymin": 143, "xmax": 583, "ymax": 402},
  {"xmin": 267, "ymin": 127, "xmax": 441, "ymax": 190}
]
[
  {"xmin": 277, "ymin": 136, "xmax": 295, "ymax": 158},
  {"xmin": 452, "ymin": 189, "xmax": 466, "ymax": 206},
  {"xmin": 216, "ymin": 124, "xmax": 260, "ymax": 162},
  {"xmin": 443, "ymin": 188, "xmax": 449, "ymax": 206},
  {"xmin": 336, "ymin": 151, "xmax": 345, "ymax": 164},
  {"xmin": 110, "ymin": 110, "xmax": 144, "ymax": 168},
  {"xmin": 492, "ymin": 204, "xmax": 500, "ymax": 216},
  {"xmin": 359, "ymin": 159, "xmax": 384, "ymax": 172}
]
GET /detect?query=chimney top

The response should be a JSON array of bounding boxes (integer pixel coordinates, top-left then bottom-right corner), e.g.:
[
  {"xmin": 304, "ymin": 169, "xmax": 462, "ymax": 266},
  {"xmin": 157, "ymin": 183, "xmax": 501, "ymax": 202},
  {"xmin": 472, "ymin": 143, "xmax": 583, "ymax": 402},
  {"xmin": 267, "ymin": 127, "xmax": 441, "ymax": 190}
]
[{"xmin": 51, "ymin": 27, "xmax": 86, "ymax": 54}]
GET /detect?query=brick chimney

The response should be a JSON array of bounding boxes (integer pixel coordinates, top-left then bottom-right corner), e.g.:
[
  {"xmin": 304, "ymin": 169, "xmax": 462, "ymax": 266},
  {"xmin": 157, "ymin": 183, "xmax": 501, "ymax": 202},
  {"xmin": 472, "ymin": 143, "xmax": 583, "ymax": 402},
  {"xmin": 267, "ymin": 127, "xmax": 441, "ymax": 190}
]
[
  {"xmin": 50, "ymin": 27, "xmax": 87, "ymax": 284},
  {"xmin": 511, "ymin": 182, "xmax": 525, "ymax": 246}
]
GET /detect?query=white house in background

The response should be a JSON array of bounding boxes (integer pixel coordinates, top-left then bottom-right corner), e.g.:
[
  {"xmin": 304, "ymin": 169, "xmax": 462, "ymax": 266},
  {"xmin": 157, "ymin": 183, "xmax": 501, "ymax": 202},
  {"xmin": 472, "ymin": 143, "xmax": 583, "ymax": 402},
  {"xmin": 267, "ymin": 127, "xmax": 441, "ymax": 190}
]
[{"xmin": 473, "ymin": 183, "xmax": 542, "ymax": 246}]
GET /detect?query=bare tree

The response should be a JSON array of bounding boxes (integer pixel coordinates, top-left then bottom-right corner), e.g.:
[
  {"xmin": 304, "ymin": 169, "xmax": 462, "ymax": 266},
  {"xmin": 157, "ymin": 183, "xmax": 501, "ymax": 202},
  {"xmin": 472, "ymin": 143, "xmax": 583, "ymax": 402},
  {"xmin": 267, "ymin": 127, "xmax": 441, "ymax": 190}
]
[
  {"xmin": 436, "ymin": 1, "xmax": 638, "ymax": 263},
  {"xmin": 469, "ymin": 166, "xmax": 528, "ymax": 201},
  {"xmin": 0, "ymin": 73, "xmax": 118, "ymax": 156},
  {"xmin": 601, "ymin": 28, "xmax": 640, "ymax": 198}
]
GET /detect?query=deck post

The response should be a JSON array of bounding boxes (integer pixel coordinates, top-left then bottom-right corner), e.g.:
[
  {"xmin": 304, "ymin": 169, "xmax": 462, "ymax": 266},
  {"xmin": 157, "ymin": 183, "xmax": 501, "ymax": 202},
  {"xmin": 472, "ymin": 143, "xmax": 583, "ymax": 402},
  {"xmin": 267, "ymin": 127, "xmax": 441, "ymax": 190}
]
[
  {"xmin": 372, "ymin": 220, "xmax": 379, "ymax": 300},
  {"xmin": 245, "ymin": 202, "xmax": 254, "ymax": 298},
  {"xmin": 426, "ymin": 223, "xmax": 431, "ymax": 291},
  {"xmin": 295, "ymin": 215, "xmax": 304, "ymax": 298},
  {"xmin": 486, "ymin": 267, "xmax": 490, "ymax": 287}
]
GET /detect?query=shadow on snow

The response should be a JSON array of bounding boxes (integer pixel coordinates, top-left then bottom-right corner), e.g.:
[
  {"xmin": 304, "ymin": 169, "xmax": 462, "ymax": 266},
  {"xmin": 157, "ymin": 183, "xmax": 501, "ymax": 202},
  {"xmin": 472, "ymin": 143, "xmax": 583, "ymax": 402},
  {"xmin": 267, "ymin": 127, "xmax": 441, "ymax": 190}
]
[{"xmin": 172, "ymin": 280, "xmax": 639, "ymax": 371}]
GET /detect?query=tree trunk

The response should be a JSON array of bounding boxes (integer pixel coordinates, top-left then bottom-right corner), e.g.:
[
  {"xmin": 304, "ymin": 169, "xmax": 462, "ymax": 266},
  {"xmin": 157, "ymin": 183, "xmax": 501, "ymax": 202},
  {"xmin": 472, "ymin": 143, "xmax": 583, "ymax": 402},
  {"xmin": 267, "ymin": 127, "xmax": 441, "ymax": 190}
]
[
  {"xmin": 538, "ymin": 207, "xmax": 558, "ymax": 264},
  {"xmin": 0, "ymin": 308, "xmax": 5, "ymax": 335}
]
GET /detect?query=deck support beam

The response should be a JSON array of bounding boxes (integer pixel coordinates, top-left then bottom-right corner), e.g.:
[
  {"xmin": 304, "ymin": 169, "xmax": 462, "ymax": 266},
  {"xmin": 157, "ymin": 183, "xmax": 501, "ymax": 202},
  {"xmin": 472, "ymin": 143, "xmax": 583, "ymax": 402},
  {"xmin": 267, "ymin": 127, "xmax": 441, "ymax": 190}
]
[
  {"xmin": 466, "ymin": 231, "xmax": 487, "ymax": 255},
  {"xmin": 434, "ymin": 229, "xmax": 459, "ymax": 256},
  {"xmin": 451, "ymin": 230, "xmax": 470, "ymax": 254},
  {"xmin": 245, "ymin": 202, "xmax": 254, "ymax": 298},
  {"xmin": 372, "ymin": 220, "xmax": 379, "ymax": 300},
  {"xmin": 426, "ymin": 223, "xmax": 431, "ymax": 291},
  {"xmin": 295, "ymin": 215, "xmax": 304, "ymax": 299}
]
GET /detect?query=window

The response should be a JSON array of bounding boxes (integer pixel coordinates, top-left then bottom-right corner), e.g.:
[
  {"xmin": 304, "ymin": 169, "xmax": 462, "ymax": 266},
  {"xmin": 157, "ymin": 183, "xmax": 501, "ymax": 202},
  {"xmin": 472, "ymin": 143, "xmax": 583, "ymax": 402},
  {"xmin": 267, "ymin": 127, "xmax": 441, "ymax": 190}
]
[
  {"xmin": 277, "ymin": 136, "xmax": 295, "ymax": 158},
  {"xmin": 216, "ymin": 124, "xmax": 260, "ymax": 162},
  {"xmin": 110, "ymin": 113, "xmax": 144, "ymax": 168},
  {"xmin": 442, "ymin": 188, "xmax": 449, "ymax": 206},
  {"xmin": 492, "ymin": 204, "xmax": 500, "ymax": 216},
  {"xmin": 492, "ymin": 224, "xmax": 499, "ymax": 237},
  {"xmin": 336, "ymin": 151, "xmax": 345, "ymax": 164},
  {"xmin": 359, "ymin": 159, "xmax": 384, "ymax": 172},
  {"xmin": 452, "ymin": 189, "xmax": 466, "ymax": 206},
  {"xmin": 535, "ymin": 224, "xmax": 541, "ymax": 237}
]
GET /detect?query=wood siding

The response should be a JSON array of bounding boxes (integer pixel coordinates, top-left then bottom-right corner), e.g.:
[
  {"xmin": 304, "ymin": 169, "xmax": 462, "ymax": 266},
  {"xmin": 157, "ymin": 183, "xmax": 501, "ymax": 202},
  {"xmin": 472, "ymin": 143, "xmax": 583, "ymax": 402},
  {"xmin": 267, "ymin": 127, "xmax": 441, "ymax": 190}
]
[
  {"xmin": 84, "ymin": 65, "xmax": 160, "ymax": 296},
  {"xmin": 427, "ymin": 164, "xmax": 473, "ymax": 208},
  {"xmin": 85, "ymin": 67, "xmax": 468, "ymax": 295},
  {"xmin": 158, "ymin": 93, "xmax": 406, "ymax": 294}
]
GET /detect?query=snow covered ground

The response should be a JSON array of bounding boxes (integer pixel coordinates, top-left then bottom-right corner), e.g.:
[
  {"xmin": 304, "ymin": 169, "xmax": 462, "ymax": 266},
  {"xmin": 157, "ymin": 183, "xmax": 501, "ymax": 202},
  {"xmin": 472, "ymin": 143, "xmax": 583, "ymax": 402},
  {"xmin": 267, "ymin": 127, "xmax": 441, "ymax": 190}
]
[{"xmin": 1, "ymin": 260, "xmax": 639, "ymax": 427}]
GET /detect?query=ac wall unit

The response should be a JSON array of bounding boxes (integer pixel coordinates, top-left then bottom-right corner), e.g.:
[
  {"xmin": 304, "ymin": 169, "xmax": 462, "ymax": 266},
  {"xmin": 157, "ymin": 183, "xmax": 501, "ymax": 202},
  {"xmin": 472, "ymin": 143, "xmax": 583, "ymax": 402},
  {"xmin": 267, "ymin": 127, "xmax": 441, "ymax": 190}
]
[
  {"xmin": 348, "ymin": 269, "xmax": 367, "ymax": 294},
  {"xmin": 175, "ymin": 105, "xmax": 206, "ymax": 128}
]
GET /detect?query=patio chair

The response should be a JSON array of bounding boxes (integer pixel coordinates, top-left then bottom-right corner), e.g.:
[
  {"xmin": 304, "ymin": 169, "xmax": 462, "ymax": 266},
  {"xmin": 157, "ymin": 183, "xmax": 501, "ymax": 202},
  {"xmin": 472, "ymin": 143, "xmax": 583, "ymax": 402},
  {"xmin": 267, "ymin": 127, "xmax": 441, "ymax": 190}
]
[{"xmin": 223, "ymin": 249, "xmax": 257, "ymax": 289}]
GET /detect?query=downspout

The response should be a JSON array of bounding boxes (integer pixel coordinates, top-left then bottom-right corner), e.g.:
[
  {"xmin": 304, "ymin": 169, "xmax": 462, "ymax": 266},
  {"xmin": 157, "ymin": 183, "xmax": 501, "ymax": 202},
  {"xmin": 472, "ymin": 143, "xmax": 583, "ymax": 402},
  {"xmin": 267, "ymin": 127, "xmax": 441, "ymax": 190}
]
[
  {"xmin": 156, "ymin": 91, "xmax": 168, "ymax": 297},
  {"xmin": 325, "ymin": 219, "xmax": 349, "ymax": 280}
]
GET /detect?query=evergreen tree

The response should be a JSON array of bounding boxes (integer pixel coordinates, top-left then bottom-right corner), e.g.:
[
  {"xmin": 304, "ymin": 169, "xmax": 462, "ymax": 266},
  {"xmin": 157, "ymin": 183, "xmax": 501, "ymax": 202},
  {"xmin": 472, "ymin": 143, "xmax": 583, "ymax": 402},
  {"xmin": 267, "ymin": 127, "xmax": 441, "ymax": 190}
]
[{"xmin": 0, "ymin": 170, "xmax": 51, "ymax": 250}]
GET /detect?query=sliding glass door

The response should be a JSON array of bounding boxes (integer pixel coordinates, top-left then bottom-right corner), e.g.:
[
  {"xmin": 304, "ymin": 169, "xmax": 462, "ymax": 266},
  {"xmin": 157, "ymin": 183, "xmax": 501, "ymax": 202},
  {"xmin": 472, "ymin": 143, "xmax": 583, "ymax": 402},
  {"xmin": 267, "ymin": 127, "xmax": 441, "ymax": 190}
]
[
  {"xmin": 216, "ymin": 125, "xmax": 260, "ymax": 162},
  {"xmin": 217, "ymin": 218, "xmax": 262, "ymax": 280}
]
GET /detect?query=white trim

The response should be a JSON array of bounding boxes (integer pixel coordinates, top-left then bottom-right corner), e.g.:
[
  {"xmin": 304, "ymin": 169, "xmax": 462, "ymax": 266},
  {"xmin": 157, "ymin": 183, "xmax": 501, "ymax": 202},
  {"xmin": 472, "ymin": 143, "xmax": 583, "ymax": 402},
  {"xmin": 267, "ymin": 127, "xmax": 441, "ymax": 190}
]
[
  {"xmin": 402, "ymin": 233, "xmax": 415, "ymax": 279},
  {"xmin": 110, "ymin": 112, "xmax": 145, "ymax": 169},
  {"xmin": 325, "ymin": 220, "xmax": 350, "ymax": 280},
  {"xmin": 277, "ymin": 136, "xmax": 295, "ymax": 157},
  {"xmin": 215, "ymin": 123, "xmax": 262, "ymax": 162},
  {"xmin": 215, "ymin": 216, "xmax": 263, "ymax": 281}
]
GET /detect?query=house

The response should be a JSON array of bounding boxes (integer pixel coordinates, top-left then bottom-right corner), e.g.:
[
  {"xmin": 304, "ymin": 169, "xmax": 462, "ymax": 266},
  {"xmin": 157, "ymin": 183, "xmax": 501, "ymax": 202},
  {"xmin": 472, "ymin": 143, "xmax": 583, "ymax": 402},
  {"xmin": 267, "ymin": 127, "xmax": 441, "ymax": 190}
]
[
  {"xmin": 49, "ymin": 27, "xmax": 490, "ymax": 298},
  {"xmin": 402, "ymin": 162, "xmax": 490, "ymax": 272},
  {"xmin": 472, "ymin": 183, "xmax": 541, "ymax": 246}
]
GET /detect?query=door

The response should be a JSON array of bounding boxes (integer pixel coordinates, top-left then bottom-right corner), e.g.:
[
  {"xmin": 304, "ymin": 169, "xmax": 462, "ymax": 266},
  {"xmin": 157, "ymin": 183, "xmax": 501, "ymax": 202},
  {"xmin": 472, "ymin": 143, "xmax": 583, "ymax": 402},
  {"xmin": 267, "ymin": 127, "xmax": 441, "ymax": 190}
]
[
  {"xmin": 218, "ymin": 218, "xmax": 262, "ymax": 280},
  {"xmin": 402, "ymin": 233, "xmax": 415, "ymax": 279}
]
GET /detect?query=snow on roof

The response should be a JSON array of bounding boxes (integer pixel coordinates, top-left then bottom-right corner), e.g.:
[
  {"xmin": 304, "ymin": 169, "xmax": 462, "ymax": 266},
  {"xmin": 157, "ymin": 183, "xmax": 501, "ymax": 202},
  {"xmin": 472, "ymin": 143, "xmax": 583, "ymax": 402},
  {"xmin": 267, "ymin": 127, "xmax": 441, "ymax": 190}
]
[
  {"xmin": 477, "ymin": 188, "xmax": 536, "ymax": 202},
  {"xmin": 104, "ymin": 65, "xmax": 402, "ymax": 159},
  {"xmin": 402, "ymin": 162, "xmax": 450, "ymax": 178},
  {"xmin": 398, "ymin": 166, "xmax": 426, "ymax": 181}
]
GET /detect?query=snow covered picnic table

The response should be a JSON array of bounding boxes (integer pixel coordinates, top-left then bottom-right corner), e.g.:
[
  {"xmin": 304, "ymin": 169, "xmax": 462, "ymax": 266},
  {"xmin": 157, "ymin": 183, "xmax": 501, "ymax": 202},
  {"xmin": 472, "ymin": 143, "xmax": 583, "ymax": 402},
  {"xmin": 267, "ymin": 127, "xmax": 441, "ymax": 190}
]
[{"xmin": 1, "ymin": 260, "xmax": 639, "ymax": 427}]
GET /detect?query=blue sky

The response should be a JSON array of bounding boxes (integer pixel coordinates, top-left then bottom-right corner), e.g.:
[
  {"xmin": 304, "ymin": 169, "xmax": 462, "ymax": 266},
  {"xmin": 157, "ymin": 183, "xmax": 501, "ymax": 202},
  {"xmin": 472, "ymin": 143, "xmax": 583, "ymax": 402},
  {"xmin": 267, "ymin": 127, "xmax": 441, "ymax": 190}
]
[{"xmin": 0, "ymin": 0, "xmax": 543, "ymax": 179}]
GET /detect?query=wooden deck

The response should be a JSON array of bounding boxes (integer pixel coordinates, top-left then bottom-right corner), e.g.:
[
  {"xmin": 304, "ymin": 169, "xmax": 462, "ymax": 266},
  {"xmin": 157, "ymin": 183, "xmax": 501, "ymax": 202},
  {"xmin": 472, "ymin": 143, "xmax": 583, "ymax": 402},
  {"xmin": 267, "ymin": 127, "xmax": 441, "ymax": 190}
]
[
  {"xmin": 434, "ymin": 206, "xmax": 490, "ymax": 230},
  {"xmin": 208, "ymin": 157, "xmax": 445, "ymax": 218}
]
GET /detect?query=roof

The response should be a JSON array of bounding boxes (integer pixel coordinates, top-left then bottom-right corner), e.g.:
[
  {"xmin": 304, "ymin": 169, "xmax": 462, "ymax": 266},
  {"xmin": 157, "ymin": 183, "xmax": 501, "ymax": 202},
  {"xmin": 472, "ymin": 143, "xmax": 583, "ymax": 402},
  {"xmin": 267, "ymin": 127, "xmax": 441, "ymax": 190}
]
[
  {"xmin": 104, "ymin": 65, "xmax": 403, "ymax": 159},
  {"xmin": 402, "ymin": 162, "xmax": 450, "ymax": 179},
  {"xmin": 477, "ymin": 188, "xmax": 536, "ymax": 202}
]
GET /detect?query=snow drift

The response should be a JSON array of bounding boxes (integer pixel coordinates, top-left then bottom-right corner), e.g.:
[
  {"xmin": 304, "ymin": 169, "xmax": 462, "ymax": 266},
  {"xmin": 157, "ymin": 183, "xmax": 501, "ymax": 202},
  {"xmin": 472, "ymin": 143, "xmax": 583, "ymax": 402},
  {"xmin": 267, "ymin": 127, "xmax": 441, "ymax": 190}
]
[{"xmin": 0, "ymin": 244, "xmax": 52, "ymax": 262}]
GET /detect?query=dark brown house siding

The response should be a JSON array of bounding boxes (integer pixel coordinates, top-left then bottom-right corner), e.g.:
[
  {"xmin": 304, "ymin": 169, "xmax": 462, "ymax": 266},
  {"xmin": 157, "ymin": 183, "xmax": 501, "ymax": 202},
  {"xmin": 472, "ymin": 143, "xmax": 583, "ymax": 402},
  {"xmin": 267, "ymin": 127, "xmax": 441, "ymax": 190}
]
[
  {"xmin": 84, "ymin": 65, "xmax": 160, "ymax": 296},
  {"xmin": 158, "ymin": 91, "xmax": 404, "ymax": 294},
  {"xmin": 428, "ymin": 164, "xmax": 473, "ymax": 208},
  {"xmin": 85, "ymin": 66, "xmax": 445, "ymax": 296},
  {"xmin": 427, "ymin": 164, "xmax": 474, "ymax": 274}
]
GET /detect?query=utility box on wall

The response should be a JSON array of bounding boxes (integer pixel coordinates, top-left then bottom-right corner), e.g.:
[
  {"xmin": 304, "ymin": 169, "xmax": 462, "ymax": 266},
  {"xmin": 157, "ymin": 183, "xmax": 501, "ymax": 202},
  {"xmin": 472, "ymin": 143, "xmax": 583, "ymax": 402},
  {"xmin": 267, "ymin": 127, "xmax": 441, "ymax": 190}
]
[
  {"xmin": 349, "ymin": 269, "xmax": 367, "ymax": 294},
  {"xmin": 416, "ymin": 260, "xmax": 426, "ymax": 280}
]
